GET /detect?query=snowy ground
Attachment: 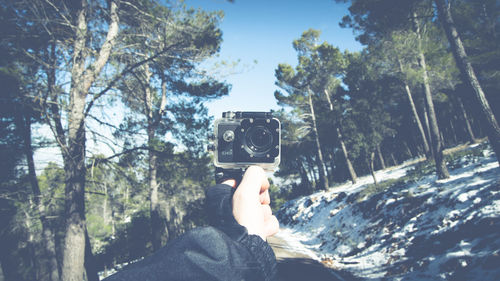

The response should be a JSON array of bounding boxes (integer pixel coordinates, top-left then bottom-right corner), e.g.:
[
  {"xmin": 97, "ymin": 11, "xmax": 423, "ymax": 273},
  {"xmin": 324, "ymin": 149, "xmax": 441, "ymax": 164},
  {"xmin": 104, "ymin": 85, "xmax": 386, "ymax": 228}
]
[{"xmin": 276, "ymin": 144, "xmax": 500, "ymax": 280}]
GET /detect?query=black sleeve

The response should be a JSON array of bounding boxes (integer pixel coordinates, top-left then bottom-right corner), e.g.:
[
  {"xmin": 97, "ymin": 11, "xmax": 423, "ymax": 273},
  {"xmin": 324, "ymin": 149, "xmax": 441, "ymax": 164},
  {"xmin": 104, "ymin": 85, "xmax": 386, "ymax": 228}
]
[{"xmin": 103, "ymin": 184, "xmax": 277, "ymax": 281}]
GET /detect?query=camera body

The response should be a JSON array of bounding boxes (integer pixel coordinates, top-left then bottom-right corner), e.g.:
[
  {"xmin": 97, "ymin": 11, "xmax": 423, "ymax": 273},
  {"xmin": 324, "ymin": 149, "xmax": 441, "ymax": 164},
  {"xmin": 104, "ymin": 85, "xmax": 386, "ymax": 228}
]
[{"xmin": 213, "ymin": 111, "xmax": 281, "ymax": 171}]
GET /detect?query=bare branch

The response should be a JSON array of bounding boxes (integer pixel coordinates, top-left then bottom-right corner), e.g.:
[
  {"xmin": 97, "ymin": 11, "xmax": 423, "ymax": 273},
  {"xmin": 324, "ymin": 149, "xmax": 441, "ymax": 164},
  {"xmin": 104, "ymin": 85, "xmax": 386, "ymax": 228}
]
[{"xmin": 84, "ymin": 41, "xmax": 184, "ymax": 117}]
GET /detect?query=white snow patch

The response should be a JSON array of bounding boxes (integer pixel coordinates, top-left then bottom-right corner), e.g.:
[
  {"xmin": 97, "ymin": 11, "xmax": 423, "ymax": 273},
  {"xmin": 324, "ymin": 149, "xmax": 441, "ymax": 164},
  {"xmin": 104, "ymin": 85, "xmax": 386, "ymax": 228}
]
[{"xmin": 277, "ymin": 144, "xmax": 500, "ymax": 280}]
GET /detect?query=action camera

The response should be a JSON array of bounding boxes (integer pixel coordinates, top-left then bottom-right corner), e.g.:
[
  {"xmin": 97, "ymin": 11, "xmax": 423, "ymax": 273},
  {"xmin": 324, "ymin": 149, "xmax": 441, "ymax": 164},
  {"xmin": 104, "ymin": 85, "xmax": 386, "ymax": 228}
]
[{"xmin": 213, "ymin": 111, "xmax": 281, "ymax": 172}]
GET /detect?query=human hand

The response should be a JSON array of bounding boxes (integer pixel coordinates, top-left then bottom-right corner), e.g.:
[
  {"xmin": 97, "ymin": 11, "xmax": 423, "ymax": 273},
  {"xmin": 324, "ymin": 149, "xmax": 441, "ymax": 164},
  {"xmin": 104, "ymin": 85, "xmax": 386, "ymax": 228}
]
[{"xmin": 223, "ymin": 166, "xmax": 279, "ymax": 241}]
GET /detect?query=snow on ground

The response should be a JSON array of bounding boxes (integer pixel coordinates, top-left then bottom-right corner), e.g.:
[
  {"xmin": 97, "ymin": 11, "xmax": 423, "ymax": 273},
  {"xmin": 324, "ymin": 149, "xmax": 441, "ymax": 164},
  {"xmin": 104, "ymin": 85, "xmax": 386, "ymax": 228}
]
[{"xmin": 276, "ymin": 144, "xmax": 500, "ymax": 280}]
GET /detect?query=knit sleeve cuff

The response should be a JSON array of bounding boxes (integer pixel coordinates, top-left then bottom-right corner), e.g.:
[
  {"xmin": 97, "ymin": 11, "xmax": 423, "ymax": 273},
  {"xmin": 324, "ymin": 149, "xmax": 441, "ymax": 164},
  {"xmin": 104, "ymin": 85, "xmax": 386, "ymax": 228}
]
[{"xmin": 239, "ymin": 234, "xmax": 277, "ymax": 281}]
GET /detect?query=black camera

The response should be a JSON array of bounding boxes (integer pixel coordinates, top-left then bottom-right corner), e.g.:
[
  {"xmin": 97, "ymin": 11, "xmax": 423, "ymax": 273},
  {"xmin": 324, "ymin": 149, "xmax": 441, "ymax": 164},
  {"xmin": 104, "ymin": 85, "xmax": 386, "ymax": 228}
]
[{"xmin": 213, "ymin": 111, "xmax": 281, "ymax": 172}]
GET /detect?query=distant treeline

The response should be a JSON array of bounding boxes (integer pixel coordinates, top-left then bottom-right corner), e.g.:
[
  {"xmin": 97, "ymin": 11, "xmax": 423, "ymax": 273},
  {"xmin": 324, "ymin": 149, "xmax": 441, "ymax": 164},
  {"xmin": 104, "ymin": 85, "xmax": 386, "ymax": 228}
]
[{"xmin": 273, "ymin": 0, "xmax": 499, "ymax": 194}]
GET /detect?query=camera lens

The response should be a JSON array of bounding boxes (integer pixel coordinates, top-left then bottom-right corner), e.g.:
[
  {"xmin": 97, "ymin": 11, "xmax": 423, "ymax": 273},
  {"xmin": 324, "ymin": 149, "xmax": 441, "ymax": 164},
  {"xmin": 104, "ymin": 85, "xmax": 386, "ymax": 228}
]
[{"xmin": 246, "ymin": 126, "xmax": 273, "ymax": 152}]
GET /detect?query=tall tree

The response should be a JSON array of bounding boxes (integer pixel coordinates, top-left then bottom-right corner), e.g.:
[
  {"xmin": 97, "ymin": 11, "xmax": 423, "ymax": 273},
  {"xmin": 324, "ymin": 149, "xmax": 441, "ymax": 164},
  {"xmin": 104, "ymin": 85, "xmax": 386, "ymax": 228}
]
[
  {"xmin": 337, "ymin": 0, "xmax": 450, "ymax": 179},
  {"xmin": 52, "ymin": 2, "xmax": 119, "ymax": 279},
  {"xmin": 275, "ymin": 30, "xmax": 330, "ymax": 190},
  {"xmin": 411, "ymin": 9, "xmax": 450, "ymax": 179},
  {"xmin": 0, "ymin": 3, "xmax": 61, "ymax": 279},
  {"xmin": 369, "ymin": 30, "xmax": 431, "ymax": 157},
  {"xmin": 311, "ymin": 42, "xmax": 358, "ymax": 184},
  {"xmin": 115, "ymin": 4, "xmax": 228, "ymax": 250},
  {"xmin": 342, "ymin": 51, "xmax": 396, "ymax": 184},
  {"xmin": 434, "ymin": 0, "xmax": 500, "ymax": 165},
  {"xmin": 8, "ymin": 0, "xmax": 202, "ymax": 279}
]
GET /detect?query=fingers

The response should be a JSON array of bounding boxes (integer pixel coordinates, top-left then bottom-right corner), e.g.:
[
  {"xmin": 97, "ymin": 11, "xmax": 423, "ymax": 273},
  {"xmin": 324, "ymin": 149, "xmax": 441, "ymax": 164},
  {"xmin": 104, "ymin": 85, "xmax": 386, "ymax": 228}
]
[
  {"xmin": 264, "ymin": 214, "xmax": 280, "ymax": 237},
  {"xmin": 239, "ymin": 166, "xmax": 269, "ymax": 194},
  {"xmin": 260, "ymin": 205, "xmax": 279, "ymax": 238},
  {"xmin": 260, "ymin": 189, "xmax": 270, "ymax": 205},
  {"xmin": 261, "ymin": 204, "xmax": 272, "ymax": 217}
]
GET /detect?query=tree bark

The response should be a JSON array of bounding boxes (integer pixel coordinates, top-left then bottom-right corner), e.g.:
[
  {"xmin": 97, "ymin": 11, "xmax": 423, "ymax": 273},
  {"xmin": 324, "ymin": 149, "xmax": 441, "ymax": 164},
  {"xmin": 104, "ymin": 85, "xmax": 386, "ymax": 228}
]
[
  {"xmin": 308, "ymin": 88, "xmax": 329, "ymax": 189},
  {"xmin": 306, "ymin": 155, "xmax": 318, "ymax": 187},
  {"xmin": 368, "ymin": 151, "xmax": 378, "ymax": 185},
  {"xmin": 84, "ymin": 230, "xmax": 98, "ymax": 281},
  {"xmin": 299, "ymin": 162, "xmax": 311, "ymax": 193},
  {"xmin": 61, "ymin": 1, "xmax": 119, "ymax": 280},
  {"xmin": 376, "ymin": 144, "xmax": 386, "ymax": 170},
  {"xmin": 422, "ymin": 102, "xmax": 433, "ymax": 156},
  {"xmin": 390, "ymin": 153, "xmax": 398, "ymax": 166},
  {"xmin": 412, "ymin": 12, "xmax": 450, "ymax": 179},
  {"xmin": 457, "ymin": 96, "xmax": 477, "ymax": 143},
  {"xmin": 435, "ymin": 0, "xmax": 500, "ymax": 163},
  {"xmin": 337, "ymin": 128, "xmax": 357, "ymax": 183},
  {"xmin": 145, "ymin": 66, "xmax": 169, "ymax": 250},
  {"xmin": 404, "ymin": 141, "xmax": 414, "ymax": 159}
]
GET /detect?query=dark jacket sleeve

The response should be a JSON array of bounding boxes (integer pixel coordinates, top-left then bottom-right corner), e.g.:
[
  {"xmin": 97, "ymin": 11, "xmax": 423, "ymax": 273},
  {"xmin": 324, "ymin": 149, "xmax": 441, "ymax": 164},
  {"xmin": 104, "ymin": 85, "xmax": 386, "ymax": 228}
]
[{"xmin": 103, "ymin": 184, "xmax": 277, "ymax": 281}]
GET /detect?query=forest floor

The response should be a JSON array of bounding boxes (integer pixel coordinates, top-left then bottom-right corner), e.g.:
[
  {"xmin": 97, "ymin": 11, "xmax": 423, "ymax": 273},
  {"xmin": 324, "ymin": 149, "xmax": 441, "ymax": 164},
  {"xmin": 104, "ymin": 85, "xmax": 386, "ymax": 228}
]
[{"xmin": 276, "ymin": 142, "xmax": 500, "ymax": 280}]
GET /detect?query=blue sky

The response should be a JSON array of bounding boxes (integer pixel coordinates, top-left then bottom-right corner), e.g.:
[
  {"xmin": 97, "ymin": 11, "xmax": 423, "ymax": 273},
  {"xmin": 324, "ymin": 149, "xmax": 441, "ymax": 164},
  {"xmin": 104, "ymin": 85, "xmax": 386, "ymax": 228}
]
[{"xmin": 185, "ymin": 0, "xmax": 363, "ymax": 119}]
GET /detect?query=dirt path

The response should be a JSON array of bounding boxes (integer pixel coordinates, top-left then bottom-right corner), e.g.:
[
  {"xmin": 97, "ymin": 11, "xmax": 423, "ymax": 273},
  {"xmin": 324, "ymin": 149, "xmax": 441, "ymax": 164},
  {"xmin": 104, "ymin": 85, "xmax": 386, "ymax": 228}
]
[{"xmin": 268, "ymin": 235, "xmax": 355, "ymax": 281}]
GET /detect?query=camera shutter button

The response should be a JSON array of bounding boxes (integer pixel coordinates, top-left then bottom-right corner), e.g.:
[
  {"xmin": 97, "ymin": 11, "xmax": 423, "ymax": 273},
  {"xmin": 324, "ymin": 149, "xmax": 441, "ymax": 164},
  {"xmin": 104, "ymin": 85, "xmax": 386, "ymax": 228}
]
[{"xmin": 223, "ymin": 130, "xmax": 235, "ymax": 142}]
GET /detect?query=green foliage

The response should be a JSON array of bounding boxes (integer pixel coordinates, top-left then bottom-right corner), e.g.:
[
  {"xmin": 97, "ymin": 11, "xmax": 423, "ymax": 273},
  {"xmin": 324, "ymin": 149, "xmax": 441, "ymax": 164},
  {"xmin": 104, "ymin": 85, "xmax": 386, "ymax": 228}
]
[
  {"xmin": 87, "ymin": 214, "xmax": 113, "ymax": 240},
  {"xmin": 269, "ymin": 183, "xmax": 292, "ymax": 213},
  {"xmin": 355, "ymin": 178, "xmax": 406, "ymax": 202},
  {"xmin": 95, "ymin": 208, "xmax": 153, "ymax": 271},
  {"xmin": 406, "ymin": 160, "xmax": 437, "ymax": 181}
]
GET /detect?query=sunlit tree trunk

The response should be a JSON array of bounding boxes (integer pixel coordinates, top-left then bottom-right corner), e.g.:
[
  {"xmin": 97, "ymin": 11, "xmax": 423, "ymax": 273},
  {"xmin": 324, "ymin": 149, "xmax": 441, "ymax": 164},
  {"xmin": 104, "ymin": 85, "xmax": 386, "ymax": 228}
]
[
  {"xmin": 367, "ymin": 151, "xmax": 377, "ymax": 185},
  {"xmin": 412, "ymin": 12, "xmax": 450, "ymax": 179},
  {"xmin": 145, "ymin": 66, "xmax": 162, "ymax": 250},
  {"xmin": 457, "ymin": 96, "xmax": 477, "ymax": 143},
  {"xmin": 145, "ymin": 67, "xmax": 169, "ymax": 250},
  {"xmin": 376, "ymin": 144, "xmax": 386, "ymax": 170},
  {"xmin": 308, "ymin": 88, "xmax": 329, "ymax": 189},
  {"xmin": 398, "ymin": 59, "xmax": 430, "ymax": 157},
  {"xmin": 61, "ymin": 1, "xmax": 119, "ymax": 280},
  {"xmin": 323, "ymin": 89, "xmax": 357, "ymax": 183}
]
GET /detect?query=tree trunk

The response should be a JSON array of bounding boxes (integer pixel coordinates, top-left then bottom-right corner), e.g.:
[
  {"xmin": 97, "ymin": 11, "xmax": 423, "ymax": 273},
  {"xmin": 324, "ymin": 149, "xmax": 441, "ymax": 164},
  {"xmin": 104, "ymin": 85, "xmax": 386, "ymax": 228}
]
[
  {"xmin": 103, "ymin": 183, "xmax": 108, "ymax": 224},
  {"xmin": 412, "ymin": 12, "xmax": 450, "ymax": 179},
  {"xmin": 299, "ymin": 162, "xmax": 311, "ymax": 193},
  {"xmin": 404, "ymin": 141, "xmax": 414, "ymax": 159},
  {"xmin": 61, "ymin": 99, "xmax": 87, "ymax": 281},
  {"xmin": 337, "ymin": 128, "xmax": 357, "ymax": 183},
  {"xmin": 422, "ymin": 102, "xmax": 433, "ymax": 156},
  {"xmin": 457, "ymin": 96, "xmax": 477, "ymax": 143},
  {"xmin": 308, "ymin": 88, "xmax": 329, "ymax": 189},
  {"xmin": 61, "ymin": 2, "xmax": 119, "ymax": 280},
  {"xmin": 306, "ymin": 155, "xmax": 318, "ymax": 187},
  {"xmin": 390, "ymin": 153, "xmax": 398, "ymax": 166},
  {"xmin": 323, "ymin": 89, "xmax": 357, "ymax": 184},
  {"xmin": 435, "ymin": 0, "xmax": 500, "ymax": 164},
  {"xmin": 84, "ymin": 230, "xmax": 98, "ymax": 281},
  {"xmin": 449, "ymin": 118, "xmax": 458, "ymax": 145},
  {"xmin": 368, "ymin": 151, "xmax": 378, "ymax": 185},
  {"xmin": 21, "ymin": 114, "xmax": 60, "ymax": 281},
  {"xmin": 398, "ymin": 59, "xmax": 430, "ymax": 157},
  {"xmin": 376, "ymin": 144, "xmax": 386, "ymax": 170},
  {"xmin": 145, "ymin": 66, "xmax": 168, "ymax": 250}
]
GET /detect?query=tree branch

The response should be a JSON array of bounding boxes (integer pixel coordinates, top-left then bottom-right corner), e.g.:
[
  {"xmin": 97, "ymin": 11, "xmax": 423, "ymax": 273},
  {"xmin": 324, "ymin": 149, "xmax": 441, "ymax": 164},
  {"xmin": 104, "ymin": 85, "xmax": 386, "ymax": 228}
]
[
  {"xmin": 85, "ymin": 146, "xmax": 150, "ymax": 169},
  {"xmin": 84, "ymin": 41, "xmax": 184, "ymax": 117}
]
